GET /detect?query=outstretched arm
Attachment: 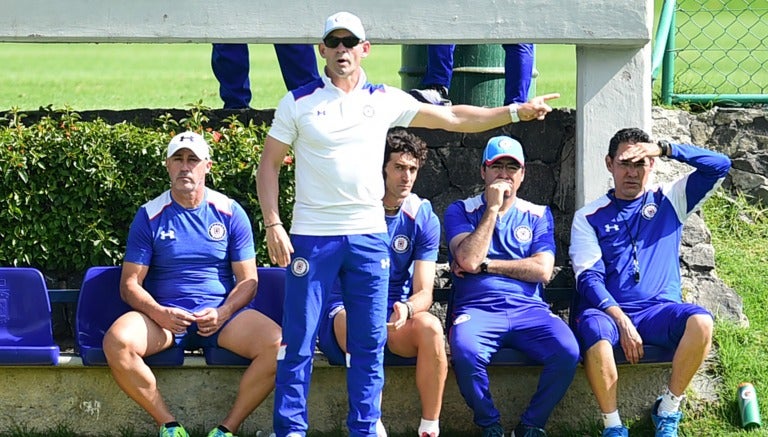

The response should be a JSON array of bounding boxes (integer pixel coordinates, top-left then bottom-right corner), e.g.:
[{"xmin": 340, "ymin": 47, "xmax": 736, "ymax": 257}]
[{"xmin": 408, "ymin": 93, "xmax": 559, "ymax": 132}]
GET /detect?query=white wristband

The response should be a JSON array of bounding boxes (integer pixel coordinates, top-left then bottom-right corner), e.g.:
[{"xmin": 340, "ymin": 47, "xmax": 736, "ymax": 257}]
[{"xmin": 508, "ymin": 103, "xmax": 520, "ymax": 123}]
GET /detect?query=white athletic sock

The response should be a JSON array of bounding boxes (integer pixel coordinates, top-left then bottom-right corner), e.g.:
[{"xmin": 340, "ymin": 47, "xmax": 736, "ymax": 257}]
[
  {"xmin": 658, "ymin": 387, "xmax": 685, "ymax": 414},
  {"xmin": 602, "ymin": 410, "xmax": 622, "ymax": 429},
  {"xmin": 376, "ymin": 418, "xmax": 388, "ymax": 437},
  {"xmin": 418, "ymin": 418, "xmax": 440, "ymax": 436}
]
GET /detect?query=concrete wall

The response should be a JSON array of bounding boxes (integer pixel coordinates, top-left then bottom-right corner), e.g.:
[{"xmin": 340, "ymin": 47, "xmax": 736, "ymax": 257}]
[{"xmin": 0, "ymin": 355, "xmax": 671, "ymax": 436}]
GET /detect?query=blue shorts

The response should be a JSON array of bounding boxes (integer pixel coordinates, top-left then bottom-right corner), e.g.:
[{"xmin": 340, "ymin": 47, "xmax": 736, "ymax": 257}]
[
  {"xmin": 574, "ymin": 302, "xmax": 712, "ymax": 351},
  {"xmin": 172, "ymin": 306, "xmax": 247, "ymax": 350}
]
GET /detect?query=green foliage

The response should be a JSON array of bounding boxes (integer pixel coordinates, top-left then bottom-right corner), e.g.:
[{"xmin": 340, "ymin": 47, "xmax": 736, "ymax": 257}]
[{"xmin": 0, "ymin": 107, "xmax": 293, "ymax": 282}]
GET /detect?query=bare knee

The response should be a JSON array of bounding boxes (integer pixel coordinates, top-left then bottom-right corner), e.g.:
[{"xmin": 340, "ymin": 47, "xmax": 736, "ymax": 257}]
[
  {"xmin": 584, "ymin": 341, "xmax": 617, "ymax": 376},
  {"xmin": 414, "ymin": 313, "xmax": 445, "ymax": 346},
  {"xmin": 103, "ymin": 327, "xmax": 138, "ymax": 363},
  {"xmin": 686, "ymin": 314, "xmax": 713, "ymax": 345}
]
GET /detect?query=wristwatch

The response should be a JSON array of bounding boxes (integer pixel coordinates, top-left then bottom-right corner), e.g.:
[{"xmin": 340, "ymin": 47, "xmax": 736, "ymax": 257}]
[
  {"xmin": 657, "ymin": 140, "xmax": 670, "ymax": 157},
  {"xmin": 480, "ymin": 257, "xmax": 491, "ymax": 273}
]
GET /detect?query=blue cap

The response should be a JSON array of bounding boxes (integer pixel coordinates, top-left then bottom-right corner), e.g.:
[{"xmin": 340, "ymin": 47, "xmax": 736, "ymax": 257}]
[{"xmin": 482, "ymin": 136, "xmax": 525, "ymax": 166}]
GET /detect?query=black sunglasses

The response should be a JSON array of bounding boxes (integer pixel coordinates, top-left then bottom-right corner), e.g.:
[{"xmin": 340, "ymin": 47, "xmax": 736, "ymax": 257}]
[{"xmin": 323, "ymin": 35, "xmax": 361, "ymax": 49}]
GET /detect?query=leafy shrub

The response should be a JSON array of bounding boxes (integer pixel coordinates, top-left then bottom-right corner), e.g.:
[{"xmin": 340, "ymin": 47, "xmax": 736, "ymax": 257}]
[{"xmin": 0, "ymin": 107, "xmax": 294, "ymax": 284}]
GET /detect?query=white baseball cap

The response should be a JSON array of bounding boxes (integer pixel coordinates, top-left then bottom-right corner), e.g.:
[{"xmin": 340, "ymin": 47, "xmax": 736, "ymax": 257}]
[
  {"xmin": 167, "ymin": 131, "xmax": 211, "ymax": 160},
  {"xmin": 323, "ymin": 11, "xmax": 366, "ymax": 40}
]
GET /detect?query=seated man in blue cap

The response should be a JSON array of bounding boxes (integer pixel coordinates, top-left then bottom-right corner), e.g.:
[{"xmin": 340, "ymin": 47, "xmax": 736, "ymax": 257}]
[{"xmin": 444, "ymin": 135, "xmax": 580, "ymax": 437}]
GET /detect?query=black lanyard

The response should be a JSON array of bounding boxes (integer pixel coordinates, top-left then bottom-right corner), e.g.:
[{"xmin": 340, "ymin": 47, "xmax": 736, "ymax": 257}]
[{"xmin": 613, "ymin": 191, "xmax": 648, "ymax": 283}]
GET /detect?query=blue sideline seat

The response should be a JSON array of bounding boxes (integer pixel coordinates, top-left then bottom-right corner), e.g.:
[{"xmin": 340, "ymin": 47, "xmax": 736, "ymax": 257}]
[
  {"xmin": 203, "ymin": 266, "xmax": 286, "ymax": 366},
  {"xmin": 76, "ymin": 266, "xmax": 183, "ymax": 366},
  {"xmin": 76, "ymin": 265, "xmax": 286, "ymax": 367},
  {"xmin": 0, "ymin": 267, "xmax": 60, "ymax": 365}
]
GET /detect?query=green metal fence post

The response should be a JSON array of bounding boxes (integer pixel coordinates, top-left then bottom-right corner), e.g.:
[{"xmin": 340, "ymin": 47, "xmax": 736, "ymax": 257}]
[
  {"xmin": 400, "ymin": 44, "xmax": 506, "ymax": 106},
  {"xmin": 661, "ymin": 11, "xmax": 675, "ymax": 105}
]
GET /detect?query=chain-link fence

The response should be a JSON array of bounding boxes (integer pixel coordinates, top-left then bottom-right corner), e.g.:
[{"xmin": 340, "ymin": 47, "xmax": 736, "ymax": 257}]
[{"xmin": 657, "ymin": 0, "xmax": 768, "ymax": 104}]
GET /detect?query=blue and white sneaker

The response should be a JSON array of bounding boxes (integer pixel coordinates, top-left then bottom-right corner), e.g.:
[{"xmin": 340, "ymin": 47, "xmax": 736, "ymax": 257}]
[
  {"xmin": 652, "ymin": 396, "xmax": 683, "ymax": 437},
  {"xmin": 602, "ymin": 425, "xmax": 629, "ymax": 437}
]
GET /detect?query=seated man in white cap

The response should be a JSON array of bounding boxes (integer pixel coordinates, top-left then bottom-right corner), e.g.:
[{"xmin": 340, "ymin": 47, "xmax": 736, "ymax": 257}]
[{"xmin": 103, "ymin": 131, "xmax": 281, "ymax": 437}]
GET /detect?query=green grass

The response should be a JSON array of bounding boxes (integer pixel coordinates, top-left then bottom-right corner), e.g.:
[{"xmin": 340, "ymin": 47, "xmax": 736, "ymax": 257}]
[{"xmin": 0, "ymin": 43, "xmax": 577, "ymax": 111}]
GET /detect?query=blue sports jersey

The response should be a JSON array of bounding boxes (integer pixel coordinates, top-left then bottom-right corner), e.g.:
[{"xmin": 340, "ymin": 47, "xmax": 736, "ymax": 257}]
[
  {"xmin": 444, "ymin": 195, "xmax": 556, "ymax": 309},
  {"xmin": 124, "ymin": 188, "xmax": 256, "ymax": 313},
  {"xmin": 323, "ymin": 193, "xmax": 441, "ymax": 311},
  {"xmin": 570, "ymin": 143, "xmax": 731, "ymax": 313}
]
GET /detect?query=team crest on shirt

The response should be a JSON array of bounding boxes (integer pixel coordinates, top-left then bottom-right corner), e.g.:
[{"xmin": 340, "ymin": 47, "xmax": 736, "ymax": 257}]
[
  {"xmin": 291, "ymin": 257, "xmax": 309, "ymax": 277},
  {"xmin": 453, "ymin": 314, "xmax": 471, "ymax": 325},
  {"xmin": 392, "ymin": 235, "xmax": 411, "ymax": 253},
  {"xmin": 642, "ymin": 203, "xmax": 658, "ymax": 220},
  {"xmin": 208, "ymin": 223, "xmax": 226, "ymax": 240},
  {"xmin": 362, "ymin": 105, "xmax": 375, "ymax": 117},
  {"xmin": 514, "ymin": 225, "xmax": 533, "ymax": 242}
]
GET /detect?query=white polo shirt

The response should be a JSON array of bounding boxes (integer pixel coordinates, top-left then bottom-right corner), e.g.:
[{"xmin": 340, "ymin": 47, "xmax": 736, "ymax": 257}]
[{"xmin": 268, "ymin": 69, "xmax": 420, "ymax": 236}]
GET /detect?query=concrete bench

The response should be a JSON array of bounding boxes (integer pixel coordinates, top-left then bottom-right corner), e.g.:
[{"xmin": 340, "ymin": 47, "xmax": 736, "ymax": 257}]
[{"xmin": 0, "ymin": 270, "xmax": 676, "ymax": 435}]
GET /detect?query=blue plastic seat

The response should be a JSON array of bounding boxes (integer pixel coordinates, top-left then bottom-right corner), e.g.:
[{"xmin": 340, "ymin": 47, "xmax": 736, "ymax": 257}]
[
  {"xmin": 203, "ymin": 266, "xmax": 286, "ymax": 366},
  {"xmin": 77, "ymin": 266, "xmax": 286, "ymax": 367},
  {"xmin": 0, "ymin": 267, "xmax": 60, "ymax": 365},
  {"xmin": 76, "ymin": 266, "xmax": 183, "ymax": 366}
]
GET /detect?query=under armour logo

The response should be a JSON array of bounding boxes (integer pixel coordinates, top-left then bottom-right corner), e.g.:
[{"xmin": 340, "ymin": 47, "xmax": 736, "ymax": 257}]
[
  {"xmin": 316, "ymin": 110, "xmax": 326, "ymax": 116},
  {"xmin": 159, "ymin": 229, "xmax": 176, "ymax": 240},
  {"xmin": 380, "ymin": 258, "xmax": 390, "ymax": 269},
  {"xmin": 604, "ymin": 224, "xmax": 619, "ymax": 232},
  {"xmin": 178, "ymin": 135, "xmax": 195, "ymax": 142}
]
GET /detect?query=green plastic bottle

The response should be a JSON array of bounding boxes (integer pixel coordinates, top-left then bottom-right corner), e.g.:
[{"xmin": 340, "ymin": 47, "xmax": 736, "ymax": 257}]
[{"xmin": 738, "ymin": 382, "xmax": 762, "ymax": 430}]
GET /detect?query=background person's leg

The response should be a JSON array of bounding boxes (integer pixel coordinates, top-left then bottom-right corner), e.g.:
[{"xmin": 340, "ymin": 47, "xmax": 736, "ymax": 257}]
[
  {"xmin": 409, "ymin": 45, "xmax": 454, "ymax": 105},
  {"xmin": 212, "ymin": 44, "xmax": 252, "ymax": 109},
  {"xmin": 502, "ymin": 43, "xmax": 534, "ymax": 105},
  {"xmin": 274, "ymin": 44, "xmax": 320, "ymax": 91}
]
